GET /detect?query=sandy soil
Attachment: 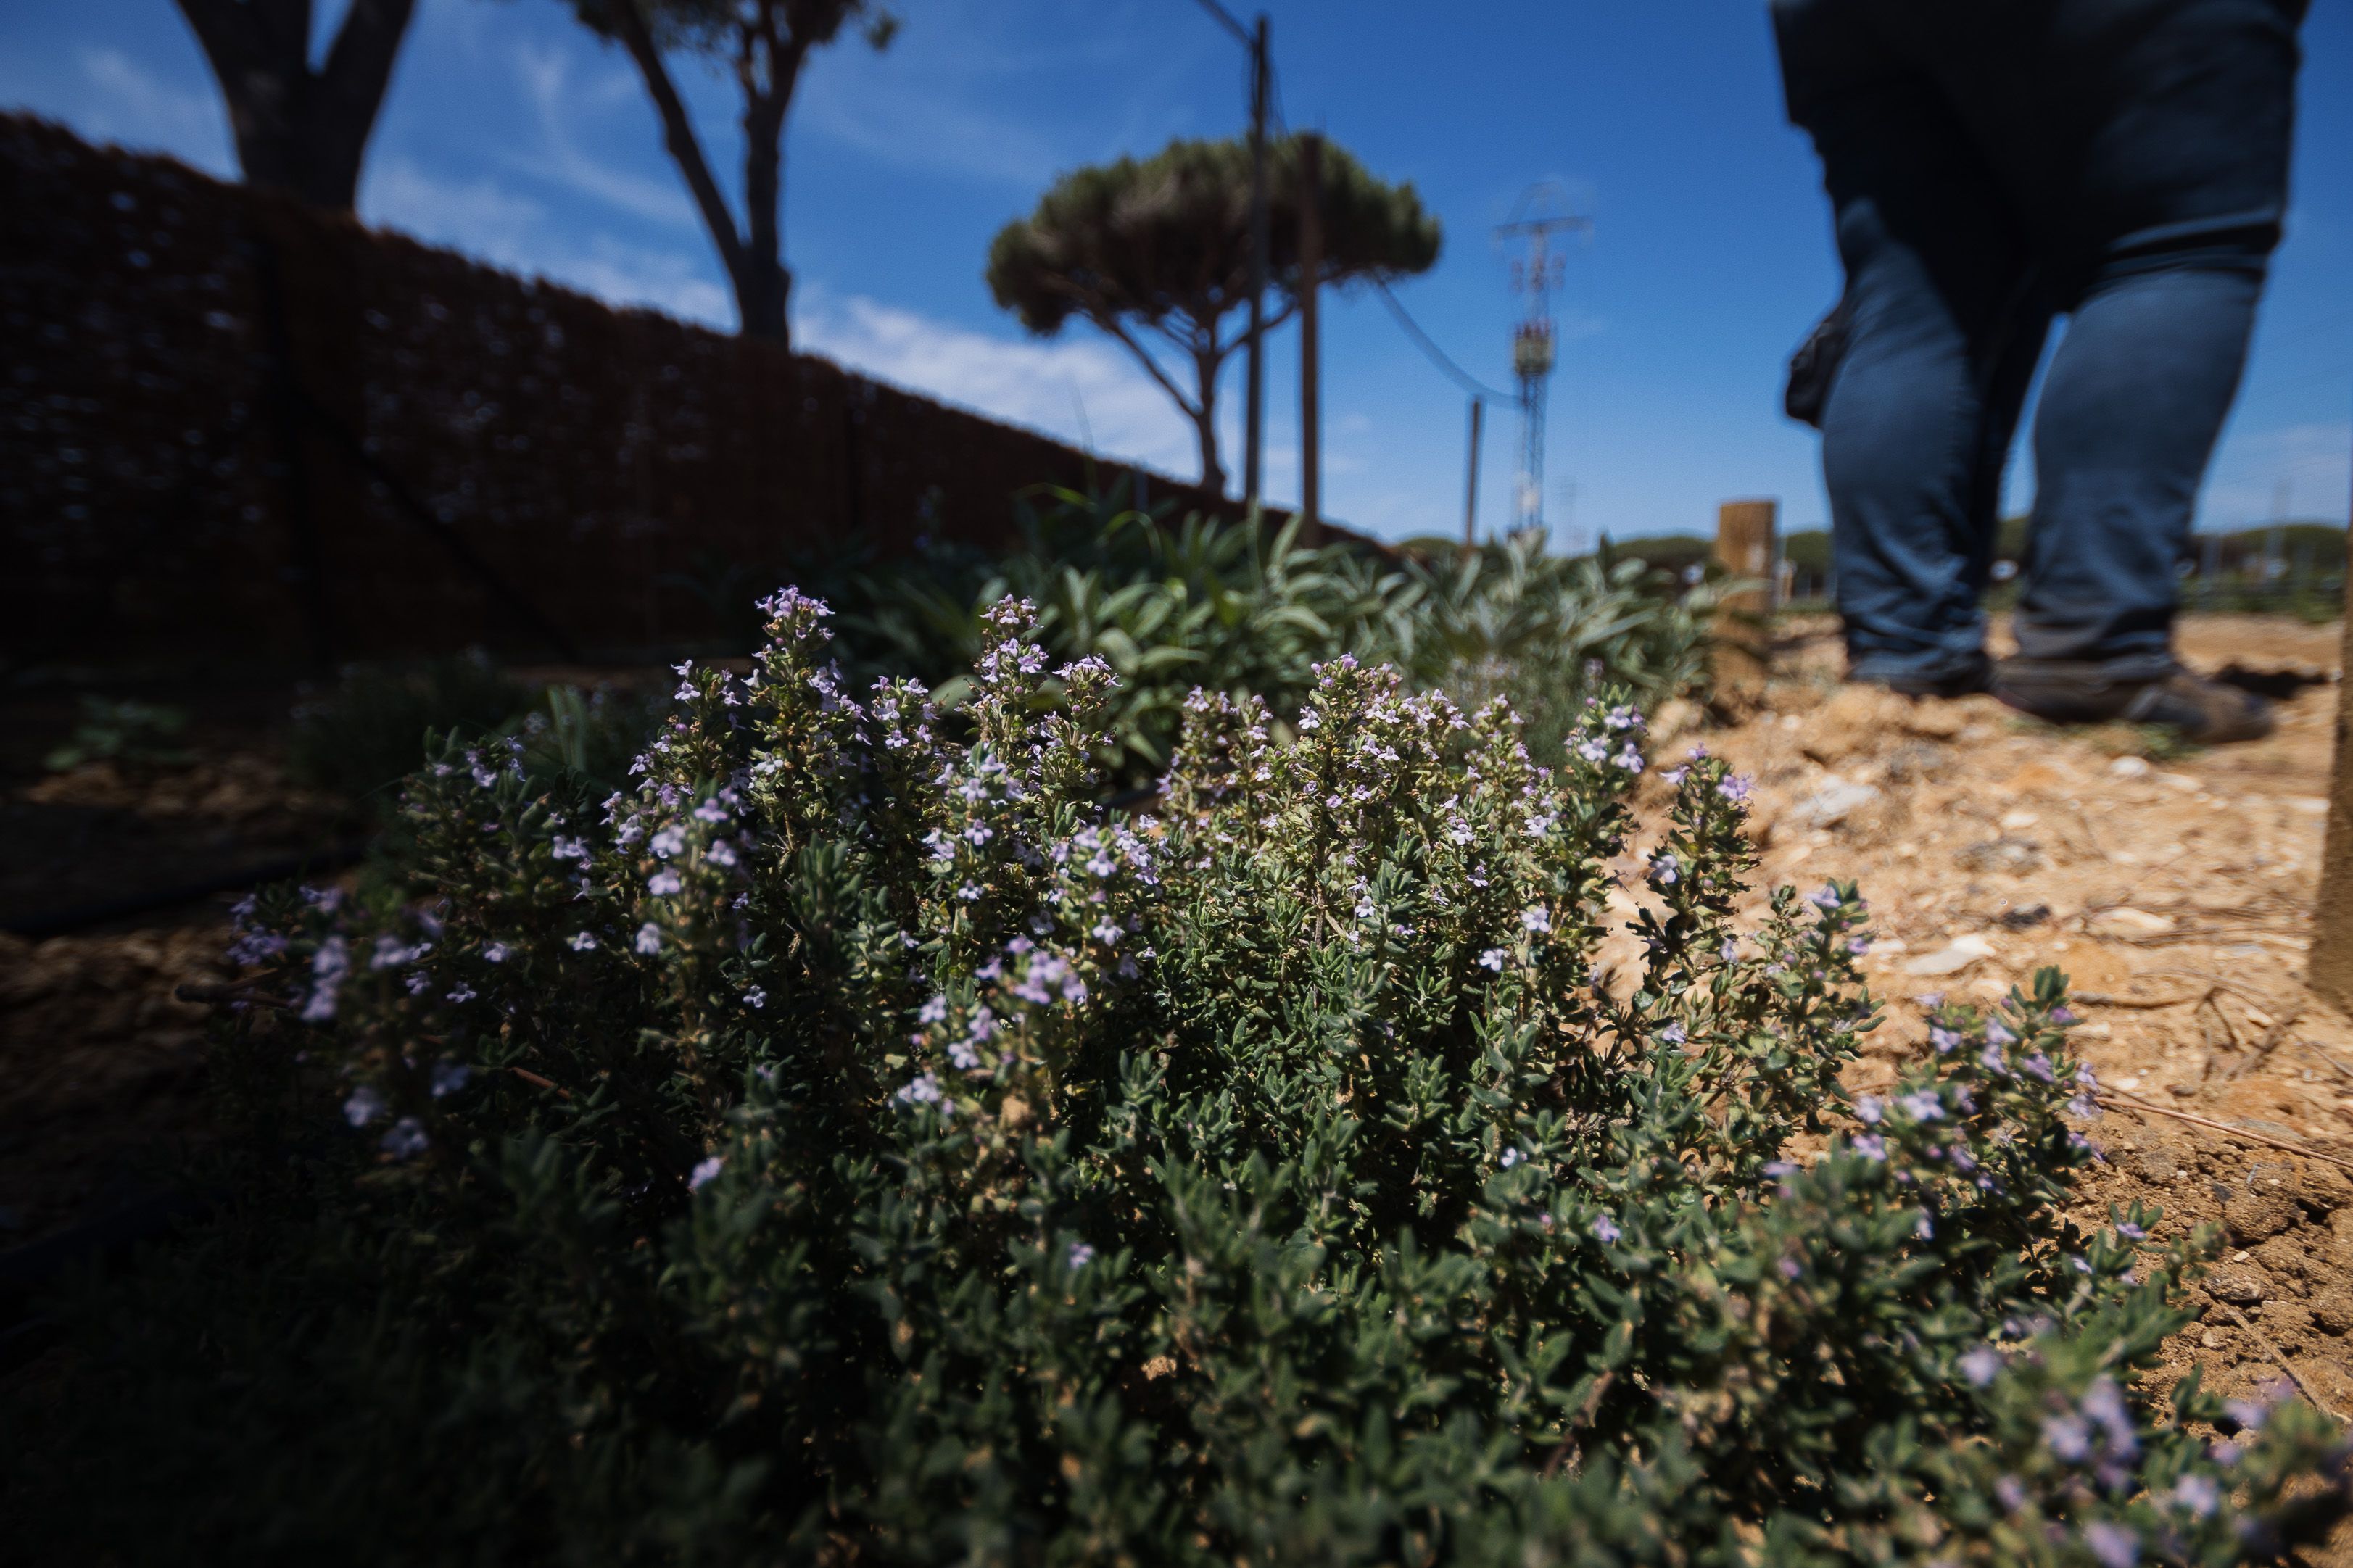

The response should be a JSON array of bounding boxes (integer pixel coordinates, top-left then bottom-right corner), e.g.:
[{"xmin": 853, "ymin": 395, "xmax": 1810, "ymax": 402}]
[{"xmin": 1640, "ymin": 613, "xmax": 2353, "ymax": 1435}]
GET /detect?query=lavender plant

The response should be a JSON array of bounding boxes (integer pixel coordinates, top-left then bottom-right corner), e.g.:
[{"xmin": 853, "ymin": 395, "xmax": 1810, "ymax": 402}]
[{"xmin": 9, "ymin": 594, "xmax": 2344, "ymax": 1566}]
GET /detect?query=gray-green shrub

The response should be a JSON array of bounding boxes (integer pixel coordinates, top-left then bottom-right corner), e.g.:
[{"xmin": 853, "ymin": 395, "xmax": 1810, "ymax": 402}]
[{"xmin": 9, "ymin": 592, "xmax": 2344, "ymax": 1565}]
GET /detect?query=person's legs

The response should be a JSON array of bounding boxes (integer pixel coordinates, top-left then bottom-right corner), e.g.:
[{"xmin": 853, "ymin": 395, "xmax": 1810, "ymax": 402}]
[
  {"xmin": 1774, "ymin": 0, "xmax": 2049, "ymax": 691},
  {"xmin": 2001, "ymin": 0, "xmax": 2298, "ymax": 678},
  {"xmin": 2012, "ymin": 246, "xmax": 2268, "ymax": 671}
]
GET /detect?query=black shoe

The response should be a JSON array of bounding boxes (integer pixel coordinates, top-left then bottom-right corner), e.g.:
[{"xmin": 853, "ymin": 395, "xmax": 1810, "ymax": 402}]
[
  {"xmin": 1864, "ymin": 655, "xmax": 1991, "ymax": 700},
  {"xmin": 1992, "ymin": 660, "xmax": 2273, "ymax": 744}
]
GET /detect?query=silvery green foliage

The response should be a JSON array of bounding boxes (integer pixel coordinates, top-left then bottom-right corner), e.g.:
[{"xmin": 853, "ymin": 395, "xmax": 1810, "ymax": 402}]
[
  {"xmin": 17, "ymin": 595, "xmax": 2346, "ymax": 1566},
  {"xmin": 828, "ymin": 485, "xmax": 1721, "ymax": 775}
]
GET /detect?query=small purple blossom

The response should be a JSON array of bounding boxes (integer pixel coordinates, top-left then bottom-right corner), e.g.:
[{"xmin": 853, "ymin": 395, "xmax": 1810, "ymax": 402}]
[
  {"xmin": 380, "ymin": 1117, "xmax": 429, "ymax": 1159},
  {"xmin": 2083, "ymin": 1521, "xmax": 2138, "ymax": 1568},
  {"xmin": 688, "ymin": 1156, "xmax": 724, "ymax": 1191},
  {"xmin": 343, "ymin": 1085, "xmax": 385, "ymax": 1127},
  {"xmin": 429, "ymin": 1061, "xmax": 471, "ymax": 1098},
  {"xmin": 2043, "ymin": 1414, "xmax": 2093, "ymax": 1464},
  {"xmin": 1591, "ymin": 1215, "xmax": 1621, "ymax": 1243},
  {"xmin": 1959, "ymin": 1346, "xmax": 2001, "ymax": 1387},
  {"xmin": 1067, "ymin": 1241, "xmax": 1096, "ymax": 1269}
]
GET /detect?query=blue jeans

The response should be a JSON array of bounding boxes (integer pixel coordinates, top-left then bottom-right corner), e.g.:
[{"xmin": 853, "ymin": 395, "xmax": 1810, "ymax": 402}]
[{"xmin": 1773, "ymin": 0, "xmax": 2303, "ymax": 684}]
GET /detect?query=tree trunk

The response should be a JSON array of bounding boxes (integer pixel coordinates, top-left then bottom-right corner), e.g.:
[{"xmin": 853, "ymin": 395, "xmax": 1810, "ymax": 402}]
[
  {"xmin": 737, "ymin": 88, "xmax": 793, "ymax": 345},
  {"xmin": 1192, "ymin": 348, "xmax": 1225, "ymax": 497},
  {"xmin": 175, "ymin": 0, "xmax": 416, "ymax": 212}
]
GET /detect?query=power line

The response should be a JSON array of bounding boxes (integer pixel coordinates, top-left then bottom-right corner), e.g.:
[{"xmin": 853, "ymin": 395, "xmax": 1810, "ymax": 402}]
[
  {"xmin": 1373, "ymin": 280, "xmax": 1520, "ymax": 404},
  {"xmin": 1188, "ymin": 0, "xmax": 1251, "ymax": 46}
]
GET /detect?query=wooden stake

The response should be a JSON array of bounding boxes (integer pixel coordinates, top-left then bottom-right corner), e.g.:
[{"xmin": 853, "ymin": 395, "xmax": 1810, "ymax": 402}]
[
  {"xmin": 2308, "ymin": 542, "xmax": 2353, "ymax": 1009},
  {"xmin": 1713, "ymin": 499, "xmax": 1777, "ymax": 696}
]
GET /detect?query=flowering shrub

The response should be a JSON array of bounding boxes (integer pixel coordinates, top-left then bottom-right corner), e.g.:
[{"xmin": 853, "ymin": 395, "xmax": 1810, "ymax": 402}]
[
  {"xmin": 820, "ymin": 483, "xmax": 1722, "ymax": 774},
  {"xmin": 11, "ymin": 595, "xmax": 2346, "ymax": 1564}
]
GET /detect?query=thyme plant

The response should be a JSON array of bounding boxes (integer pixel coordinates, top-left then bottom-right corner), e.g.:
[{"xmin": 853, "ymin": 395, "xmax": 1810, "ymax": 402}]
[{"xmin": 11, "ymin": 594, "xmax": 2344, "ymax": 1565}]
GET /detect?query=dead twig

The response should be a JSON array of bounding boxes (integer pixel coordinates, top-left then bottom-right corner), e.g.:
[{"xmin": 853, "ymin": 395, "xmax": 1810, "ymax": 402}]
[
  {"xmin": 2073, "ymin": 990, "xmax": 2208, "ymax": 1010},
  {"xmin": 1541, "ymin": 1367, "xmax": 1616, "ymax": 1478},
  {"xmin": 2302, "ymin": 1040, "xmax": 2353, "ymax": 1086},
  {"xmin": 2098, "ymin": 1087, "xmax": 2353, "ymax": 1174},
  {"xmin": 2215, "ymin": 1300, "xmax": 2346, "ymax": 1425},
  {"xmin": 507, "ymin": 1066, "xmax": 571, "ymax": 1098},
  {"xmin": 2217, "ymin": 1012, "xmax": 2302, "ymax": 1084}
]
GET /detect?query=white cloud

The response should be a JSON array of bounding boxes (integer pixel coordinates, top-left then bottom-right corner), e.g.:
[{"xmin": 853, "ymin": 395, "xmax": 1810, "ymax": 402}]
[
  {"xmin": 796, "ymin": 290, "xmax": 1200, "ymax": 478},
  {"xmin": 363, "ymin": 156, "xmax": 732, "ymax": 325},
  {"xmin": 795, "ymin": 70, "xmax": 1070, "ymax": 189},
  {"xmin": 64, "ymin": 47, "xmax": 235, "ymax": 176}
]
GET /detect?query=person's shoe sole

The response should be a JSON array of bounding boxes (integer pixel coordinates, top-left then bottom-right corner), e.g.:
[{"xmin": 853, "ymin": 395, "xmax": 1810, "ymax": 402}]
[{"xmin": 1990, "ymin": 663, "xmax": 2273, "ymax": 746}]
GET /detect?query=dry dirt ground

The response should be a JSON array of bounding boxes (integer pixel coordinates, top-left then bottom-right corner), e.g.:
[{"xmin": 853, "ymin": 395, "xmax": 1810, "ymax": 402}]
[{"xmin": 1621, "ymin": 613, "xmax": 2353, "ymax": 1437}]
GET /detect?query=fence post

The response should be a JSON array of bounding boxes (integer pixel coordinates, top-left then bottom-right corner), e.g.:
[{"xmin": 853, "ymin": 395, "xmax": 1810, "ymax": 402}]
[
  {"xmin": 2309, "ymin": 518, "xmax": 2353, "ymax": 1010},
  {"xmin": 1713, "ymin": 498, "xmax": 1777, "ymax": 697}
]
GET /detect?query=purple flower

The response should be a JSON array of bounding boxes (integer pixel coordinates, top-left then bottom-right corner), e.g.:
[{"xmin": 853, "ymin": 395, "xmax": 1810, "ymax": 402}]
[
  {"xmin": 2043, "ymin": 1414, "xmax": 2093, "ymax": 1463},
  {"xmin": 1808, "ymin": 885, "xmax": 1840, "ymax": 912},
  {"xmin": 894, "ymin": 1071, "xmax": 946, "ymax": 1109},
  {"xmin": 1477, "ymin": 947, "xmax": 1507, "ymax": 972},
  {"xmin": 1930, "ymin": 1025, "xmax": 1961, "ymax": 1053},
  {"xmin": 2083, "ymin": 1521, "xmax": 2138, "ymax": 1568},
  {"xmin": 743, "ymin": 986, "xmax": 766, "ymax": 1009},
  {"xmin": 1959, "ymin": 1347, "xmax": 2001, "ymax": 1387},
  {"xmin": 1994, "ymin": 1475, "xmax": 2027, "ymax": 1514},
  {"xmin": 1067, "ymin": 1241, "xmax": 1096, "ymax": 1268},
  {"xmin": 1521, "ymin": 906, "xmax": 1552, "ymax": 935},
  {"xmin": 2171, "ymin": 1474, "xmax": 2220, "ymax": 1518},
  {"xmin": 568, "ymin": 931, "xmax": 597, "ymax": 952},
  {"xmin": 1719, "ymin": 935, "xmax": 1739, "ymax": 963},
  {"xmin": 1898, "ymin": 1090, "xmax": 1944, "ymax": 1122},
  {"xmin": 648, "ymin": 868, "xmax": 683, "ymax": 897},
  {"xmin": 1984, "ymin": 1019, "xmax": 2017, "ymax": 1046},
  {"xmin": 1852, "ymin": 1134, "xmax": 1886, "ymax": 1162},
  {"xmin": 634, "ymin": 922, "xmax": 663, "ymax": 955},
  {"xmin": 688, "ymin": 1155, "xmax": 724, "ymax": 1191},
  {"xmin": 1591, "ymin": 1215, "xmax": 1621, "ymax": 1243},
  {"xmin": 1658, "ymin": 1021, "xmax": 1687, "ymax": 1046},
  {"xmin": 429, "ymin": 1061, "xmax": 471, "ymax": 1098},
  {"xmin": 1855, "ymin": 1095, "xmax": 1884, "ymax": 1125},
  {"xmin": 380, "ymin": 1117, "xmax": 429, "ymax": 1159},
  {"xmin": 1718, "ymin": 773, "xmax": 1753, "ymax": 804},
  {"xmin": 484, "ymin": 942, "xmax": 510, "ymax": 964},
  {"xmin": 343, "ymin": 1085, "xmax": 385, "ymax": 1127},
  {"xmin": 2117, "ymin": 1221, "xmax": 2146, "ymax": 1240},
  {"xmin": 2023, "ymin": 1053, "xmax": 2056, "ymax": 1084}
]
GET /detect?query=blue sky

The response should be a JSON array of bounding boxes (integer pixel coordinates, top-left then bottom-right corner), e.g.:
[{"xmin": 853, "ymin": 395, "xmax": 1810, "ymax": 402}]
[{"xmin": 5, "ymin": 0, "xmax": 2349, "ymax": 544}]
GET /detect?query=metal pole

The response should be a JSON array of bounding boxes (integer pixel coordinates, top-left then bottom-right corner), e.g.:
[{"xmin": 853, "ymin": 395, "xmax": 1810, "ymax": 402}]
[
  {"xmin": 1243, "ymin": 13, "xmax": 1268, "ymax": 508},
  {"xmin": 1463, "ymin": 397, "xmax": 1484, "ymax": 547},
  {"xmin": 1297, "ymin": 130, "xmax": 1322, "ymax": 542}
]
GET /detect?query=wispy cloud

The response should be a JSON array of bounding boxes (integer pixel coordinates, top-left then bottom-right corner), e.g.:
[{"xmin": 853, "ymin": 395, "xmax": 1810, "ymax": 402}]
[
  {"xmin": 365, "ymin": 156, "xmax": 732, "ymax": 325},
  {"xmin": 504, "ymin": 43, "xmax": 700, "ymax": 229},
  {"xmin": 796, "ymin": 290, "xmax": 1198, "ymax": 478},
  {"xmin": 60, "ymin": 46, "xmax": 235, "ymax": 175}
]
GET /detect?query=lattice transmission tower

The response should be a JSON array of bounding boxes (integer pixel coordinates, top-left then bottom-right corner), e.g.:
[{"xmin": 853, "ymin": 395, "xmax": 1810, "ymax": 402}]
[{"xmin": 1496, "ymin": 187, "xmax": 1591, "ymax": 536}]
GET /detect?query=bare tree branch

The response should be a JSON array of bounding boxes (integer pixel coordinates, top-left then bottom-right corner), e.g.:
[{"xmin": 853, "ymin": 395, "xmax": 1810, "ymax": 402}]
[
  {"xmin": 611, "ymin": 0, "xmax": 746, "ymax": 278},
  {"xmin": 318, "ymin": 0, "xmax": 418, "ymax": 130}
]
